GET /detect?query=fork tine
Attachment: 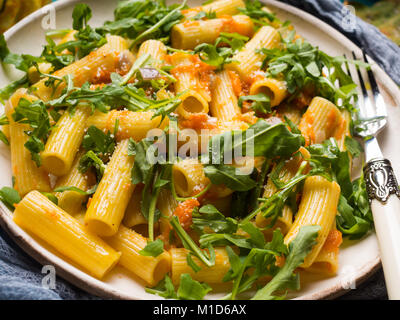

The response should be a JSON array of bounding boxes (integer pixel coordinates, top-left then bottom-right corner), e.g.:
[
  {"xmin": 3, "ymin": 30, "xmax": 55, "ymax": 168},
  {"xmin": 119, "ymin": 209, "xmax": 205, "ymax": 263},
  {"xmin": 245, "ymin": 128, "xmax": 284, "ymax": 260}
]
[
  {"xmin": 362, "ymin": 51, "xmax": 387, "ymax": 119},
  {"xmin": 352, "ymin": 51, "xmax": 375, "ymax": 120},
  {"xmin": 343, "ymin": 54, "xmax": 351, "ymax": 77}
]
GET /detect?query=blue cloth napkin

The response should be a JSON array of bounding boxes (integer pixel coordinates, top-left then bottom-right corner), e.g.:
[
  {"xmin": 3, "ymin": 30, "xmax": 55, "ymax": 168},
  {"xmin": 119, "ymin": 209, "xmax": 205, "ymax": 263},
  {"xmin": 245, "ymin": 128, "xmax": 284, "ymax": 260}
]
[{"xmin": 1, "ymin": 0, "xmax": 396, "ymax": 300}]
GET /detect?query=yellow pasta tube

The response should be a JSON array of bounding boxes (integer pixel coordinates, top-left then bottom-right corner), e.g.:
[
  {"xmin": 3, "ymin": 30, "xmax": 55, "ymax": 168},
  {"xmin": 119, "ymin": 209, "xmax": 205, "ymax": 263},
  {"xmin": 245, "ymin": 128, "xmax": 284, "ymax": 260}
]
[
  {"xmin": 86, "ymin": 110, "xmax": 169, "ymax": 142},
  {"xmin": 32, "ymin": 37, "xmax": 127, "ymax": 101},
  {"xmin": 41, "ymin": 104, "xmax": 91, "ymax": 176},
  {"xmin": 169, "ymin": 52, "xmax": 210, "ymax": 118},
  {"xmin": 170, "ymin": 247, "xmax": 230, "ymax": 284},
  {"xmin": 157, "ymin": 188, "xmax": 179, "ymax": 243},
  {"xmin": 123, "ymin": 184, "xmax": 146, "ymax": 228},
  {"xmin": 5, "ymin": 89, "xmax": 51, "ymax": 196},
  {"xmin": 299, "ymin": 96, "xmax": 343, "ymax": 146},
  {"xmin": 13, "ymin": 191, "xmax": 120, "ymax": 278},
  {"xmin": 54, "ymin": 151, "xmax": 94, "ymax": 215},
  {"xmin": 172, "ymin": 158, "xmax": 210, "ymax": 197},
  {"xmin": 279, "ymin": 105, "xmax": 302, "ymax": 125},
  {"xmin": 306, "ymin": 225, "xmax": 342, "ymax": 276},
  {"xmin": 226, "ymin": 26, "xmax": 280, "ymax": 82},
  {"xmin": 105, "ymin": 225, "xmax": 171, "ymax": 286},
  {"xmin": 284, "ymin": 176, "xmax": 341, "ymax": 268},
  {"xmin": 137, "ymin": 40, "xmax": 167, "ymax": 69},
  {"xmin": 210, "ymin": 70, "xmax": 241, "ymax": 122},
  {"xmin": 335, "ymin": 109, "xmax": 351, "ymax": 152},
  {"xmin": 85, "ymin": 139, "xmax": 135, "ymax": 236},
  {"xmin": 106, "ymin": 34, "xmax": 129, "ymax": 52},
  {"xmin": 171, "ymin": 15, "xmax": 254, "ymax": 50},
  {"xmin": 182, "ymin": 0, "xmax": 245, "ymax": 19},
  {"xmin": 249, "ymin": 77, "xmax": 288, "ymax": 107}
]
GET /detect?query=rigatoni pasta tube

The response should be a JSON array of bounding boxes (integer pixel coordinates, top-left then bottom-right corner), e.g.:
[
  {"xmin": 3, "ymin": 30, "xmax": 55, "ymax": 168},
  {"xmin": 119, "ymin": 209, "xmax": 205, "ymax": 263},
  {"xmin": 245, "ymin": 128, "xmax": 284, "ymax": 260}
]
[
  {"xmin": 299, "ymin": 96, "xmax": 343, "ymax": 146},
  {"xmin": 42, "ymin": 104, "xmax": 91, "ymax": 176},
  {"xmin": 335, "ymin": 110, "xmax": 351, "ymax": 152},
  {"xmin": 105, "ymin": 225, "xmax": 171, "ymax": 286},
  {"xmin": 284, "ymin": 176, "xmax": 340, "ymax": 268},
  {"xmin": 172, "ymin": 158, "xmax": 210, "ymax": 197},
  {"xmin": 157, "ymin": 189, "xmax": 179, "ymax": 243},
  {"xmin": 171, "ymin": 15, "xmax": 254, "ymax": 50},
  {"xmin": 137, "ymin": 40, "xmax": 167, "ymax": 69},
  {"xmin": 306, "ymin": 226, "xmax": 342, "ymax": 276},
  {"xmin": 54, "ymin": 151, "xmax": 94, "ymax": 215},
  {"xmin": 86, "ymin": 110, "xmax": 169, "ymax": 142},
  {"xmin": 5, "ymin": 89, "xmax": 51, "ymax": 196},
  {"xmin": 182, "ymin": 0, "xmax": 245, "ymax": 19},
  {"xmin": 123, "ymin": 184, "xmax": 146, "ymax": 228},
  {"xmin": 279, "ymin": 105, "xmax": 302, "ymax": 125},
  {"xmin": 85, "ymin": 139, "xmax": 135, "ymax": 236},
  {"xmin": 210, "ymin": 70, "xmax": 241, "ymax": 122},
  {"xmin": 13, "ymin": 191, "xmax": 120, "ymax": 278},
  {"xmin": 169, "ymin": 52, "xmax": 211, "ymax": 118},
  {"xmin": 249, "ymin": 77, "xmax": 288, "ymax": 107},
  {"xmin": 170, "ymin": 247, "xmax": 230, "ymax": 284},
  {"xmin": 32, "ymin": 37, "xmax": 127, "ymax": 101},
  {"xmin": 226, "ymin": 26, "xmax": 280, "ymax": 82}
]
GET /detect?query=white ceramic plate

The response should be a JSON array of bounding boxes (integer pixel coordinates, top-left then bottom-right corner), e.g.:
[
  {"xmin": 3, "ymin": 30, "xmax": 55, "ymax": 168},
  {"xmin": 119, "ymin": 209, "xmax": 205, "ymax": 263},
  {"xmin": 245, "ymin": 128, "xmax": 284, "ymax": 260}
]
[{"xmin": 1, "ymin": 0, "xmax": 399, "ymax": 300}]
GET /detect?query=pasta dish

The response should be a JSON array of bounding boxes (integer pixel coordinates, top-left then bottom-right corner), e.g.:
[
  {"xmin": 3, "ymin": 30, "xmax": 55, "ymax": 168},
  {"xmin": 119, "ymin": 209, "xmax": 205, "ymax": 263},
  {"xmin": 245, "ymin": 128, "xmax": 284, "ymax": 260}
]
[{"xmin": 0, "ymin": 0, "xmax": 373, "ymax": 300}]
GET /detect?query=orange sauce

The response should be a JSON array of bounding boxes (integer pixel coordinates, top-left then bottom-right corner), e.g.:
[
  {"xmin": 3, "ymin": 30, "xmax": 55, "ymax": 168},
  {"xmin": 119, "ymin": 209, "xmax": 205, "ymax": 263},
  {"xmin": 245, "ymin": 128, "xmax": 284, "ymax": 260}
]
[
  {"xmin": 323, "ymin": 229, "xmax": 343, "ymax": 253},
  {"xmin": 173, "ymin": 198, "xmax": 200, "ymax": 230}
]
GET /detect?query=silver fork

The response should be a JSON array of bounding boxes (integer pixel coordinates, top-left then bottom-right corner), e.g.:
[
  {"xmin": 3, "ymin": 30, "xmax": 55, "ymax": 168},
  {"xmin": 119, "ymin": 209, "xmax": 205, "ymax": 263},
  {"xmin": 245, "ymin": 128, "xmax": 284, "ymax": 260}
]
[{"xmin": 346, "ymin": 51, "xmax": 400, "ymax": 300}]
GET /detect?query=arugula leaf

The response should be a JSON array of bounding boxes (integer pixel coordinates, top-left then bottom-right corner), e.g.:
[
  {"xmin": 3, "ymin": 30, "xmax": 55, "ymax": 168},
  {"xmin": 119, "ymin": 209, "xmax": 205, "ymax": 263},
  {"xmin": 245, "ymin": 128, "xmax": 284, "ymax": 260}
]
[
  {"xmin": 194, "ymin": 32, "xmax": 248, "ymax": 70},
  {"xmin": 252, "ymin": 225, "xmax": 320, "ymax": 300},
  {"xmin": 41, "ymin": 192, "xmax": 59, "ymax": 205},
  {"xmin": 208, "ymin": 120, "xmax": 304, "ymax": 162},
  {"xmin": 177, "ymin": 273, "xmax": 212, "ymax": 300},
  {"xmin": 307, "ymin": 138, "xmax": 352, "ymax": 197},
  {"xmin": 0, "ymin": 130, "xmax": 9, "ymax": 146},
  {"xmin": 79, "ymin": 150, "xmax": 107, "ymax": 181},
  {"xmin": 130, "ymin": 137, "xmax": 171, "ymax": 240},
  {"xmin": 192, "ymin": 204, "xmax": 238, "ymax": 234},
  {"xmin": 344, "ymin": 136, "xmax": 363, "ymax": 158},
  {"xmin": 336, "ymin": 174, "xmax": 373, "ymax": 240},
  {"xmin": 0, "ymin": 75, "xmax": 29, "ymax": 102},
  {"xmin": 238, "ymin": 0, "xmax": 276, "ymax": 24},
  {"xmin": 99, "ymin": 0, "xmax": 184, "ymax": 47},
  {"xmin": 12, "ymin": 98, "xmax": 52, "ymax": 166},
  {"xmin": 146, "ymin": 273, "xmax": 212, "ymax": 300},
  {"xmin": 145, "ymin": 274, "xmax": 177, "ymax": 299},
  {"xmin": 186, "ymin": 253, "xmax": 202, "ymax": 273},
  {"xmin": 221, "ymin": 229, "xmax": 287, "ymax": 300},
  {"xmin": 139, "ymin": 239, "xmax": 164, "ymax": 257},
  {"xmin": 53, "ymin": 185, "xmax": 96, "ymax": 196},
  {"xmin": 238, "ymin": 93, "xmax": 271, "ymax": 114},
  {"xmin": 0, "ymin": 34, "xmax": 42, "ymax": 73},
  {"xmin": 203, "ymin": 164, "xmax": 257, "ymax": 191},
  {"xmin": 192, "ymin": 10, "xmax": 217, "ymax": 20},
  {"xmin": 82, "ymin": 125, "xmax": 116, "ymax": 157},
  {"xmin": 72, "ymin": 3, "xmax": 92, "ymax": 30},
  {"xmin": 0, "ymin": 187, "xmax": 21, "ymax": 211},
  {"xmin": 259, "ymin": 32, "xmax": 364, "ymax": 112},
  {"xmin": 41, "ymin": 37, "xmax": 74, "ymax": 71},
  {"xmin": 170, "ymin": 216, "xmax": 216, "ymax": 268}
]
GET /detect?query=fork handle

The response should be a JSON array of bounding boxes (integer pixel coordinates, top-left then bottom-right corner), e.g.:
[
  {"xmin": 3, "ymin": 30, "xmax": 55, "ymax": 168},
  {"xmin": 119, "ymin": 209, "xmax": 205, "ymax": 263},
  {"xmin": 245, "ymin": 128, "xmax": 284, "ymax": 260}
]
[{"xmin": 364, "ymin": 158, "xmax": 400, "ymax": 299}]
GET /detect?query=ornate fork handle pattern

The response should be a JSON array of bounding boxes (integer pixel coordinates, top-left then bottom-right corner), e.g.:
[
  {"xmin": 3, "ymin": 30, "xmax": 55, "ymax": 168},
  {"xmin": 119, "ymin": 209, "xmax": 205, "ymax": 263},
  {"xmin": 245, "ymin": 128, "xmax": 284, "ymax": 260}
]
[{"xmin": 364, "ymin": 158, "xmax": 400, "ymax": 203}]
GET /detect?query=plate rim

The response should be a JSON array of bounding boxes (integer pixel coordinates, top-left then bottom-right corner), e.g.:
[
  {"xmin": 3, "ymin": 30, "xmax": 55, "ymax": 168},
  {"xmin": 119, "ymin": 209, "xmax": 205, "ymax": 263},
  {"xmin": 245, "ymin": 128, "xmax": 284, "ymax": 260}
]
[{"xmin": 1, "ymin": 0, "xmax": 395, "ymax": 300}]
